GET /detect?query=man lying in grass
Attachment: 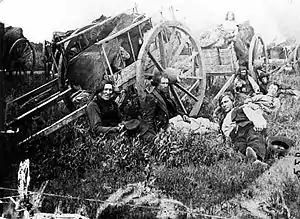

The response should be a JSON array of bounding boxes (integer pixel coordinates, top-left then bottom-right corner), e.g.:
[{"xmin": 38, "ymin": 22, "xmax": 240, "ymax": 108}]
[
  {"xmin": 218, "ymin": 91, "xmax": 268, "ymax": 169},
  {"xmin": 244, "ymin": 82, "xmax": 281, "ymax": 116}
]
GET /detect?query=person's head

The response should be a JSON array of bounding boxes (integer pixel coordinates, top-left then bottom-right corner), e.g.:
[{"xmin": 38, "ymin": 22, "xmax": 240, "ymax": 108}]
[
  {"xmin": 96, "ymin": 80, "xmax": 115, "ymax": 100},
  {"xmin": 151, "ymin": 69, "xmax": 169, "ymax": 93},
  {"xmin": 225, "ymin": 11, "xmax": 235, "ymax": 21},
  {"xmin": 219, "ymin": 91, "xmax": 235, "ymax": 113},
  {"xmin": 261, "ymin": 76, "xmax": 269, "ymax": 84},
  {"xmin": 267, "ymin": 82, "xmax": 280, "ymax": 97},
  {"xmin": 238, "ymin": 66, "xmax": 248, "ymax": 78}
]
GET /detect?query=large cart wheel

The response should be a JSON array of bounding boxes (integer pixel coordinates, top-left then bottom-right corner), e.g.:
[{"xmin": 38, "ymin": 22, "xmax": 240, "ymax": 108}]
[
  {"xmin": 293, "ymin": 44, "xmax": 300, "ymax": 74},
  {"xmin": 9, "ymin": 38, "xmax": 36, "ymax": 74},
  {"xmin": 136, "ymin": 21, "xmax": 206, "ymax": 117},
  {"xmin": 248, "ymin": 35, "xmax": 268, "ymax": 81}
]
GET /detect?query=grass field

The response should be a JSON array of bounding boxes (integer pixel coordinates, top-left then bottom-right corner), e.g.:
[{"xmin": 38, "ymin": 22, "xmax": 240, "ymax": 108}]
[{"xmin": 3, "ymin": 69, "xmax": 300, "ymax": 218}]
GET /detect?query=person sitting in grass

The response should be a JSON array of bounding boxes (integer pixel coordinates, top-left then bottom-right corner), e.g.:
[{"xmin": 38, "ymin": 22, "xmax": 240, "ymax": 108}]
[
  {"xmin": 218, "ymin": 91, "xmax": 268, "ymax": 169},
  {"xmin": 233, "ymin": 66, "xmax": 260, "ymax": 104},
  {"xmin": 244, "ymin": 82, "xmax": 281, "ymax": 116},
  {"xmin": 142, "ymin": 69, "xmax": 218, "ymax": 139},
  {"xmin": 87, "ymin": 80, "xmax": 124, "ymax": 137},
  {"xmin": 87, "ymin": 79, "xmax": 152, "ymax": 141}
]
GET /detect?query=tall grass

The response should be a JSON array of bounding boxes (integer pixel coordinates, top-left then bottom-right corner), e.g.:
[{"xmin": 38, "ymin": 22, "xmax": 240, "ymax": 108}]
[{"xmin": 3, "ymin": 71, "xmax": 300, "ymax": 218}]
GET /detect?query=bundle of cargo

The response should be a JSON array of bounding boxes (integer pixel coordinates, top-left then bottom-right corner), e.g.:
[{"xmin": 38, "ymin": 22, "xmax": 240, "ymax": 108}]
[{"xmin": 198, "ymin": 25, "xmax": 228, "ymax": 49}]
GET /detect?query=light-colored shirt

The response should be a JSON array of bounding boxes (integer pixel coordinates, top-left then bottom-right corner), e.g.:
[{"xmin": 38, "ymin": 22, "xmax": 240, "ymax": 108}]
[
  {"xmin": 221, "ymin": 106, "xmax": 267, "ymax": 137},
  {"xmin": 223, "ymin": 20, "xmax": 238, "ymax": 35},
  {"xmin": 244, "ymin": 94, "xmax": 280, "ymax": 115},
  {"xmin": 222, "ymin": 109, "xmax": 237, "ymax": 137}
]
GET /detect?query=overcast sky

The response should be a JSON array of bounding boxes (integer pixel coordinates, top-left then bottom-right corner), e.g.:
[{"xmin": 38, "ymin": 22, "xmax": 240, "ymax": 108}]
[{"xmin": 0, "ymin": 0, "xmax": 299, "ymax": 44}]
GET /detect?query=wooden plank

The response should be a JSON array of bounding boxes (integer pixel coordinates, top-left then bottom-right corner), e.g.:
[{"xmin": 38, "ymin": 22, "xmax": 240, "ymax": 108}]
[
  {"xmin": 268, "ymin": 58, "xmax": 285, "ymax": 66},
  {"xmin": 20, "ymin": 88, "xmax": 54, "ymax": 109},
  {"xmin": 115, "ymin": 62, "xmax": 136, "ymax": 88},
  {"xmin": 102, "ymin": 44, "xmax": 113, "ymax": 75},
  {"xmin": 205, "ymin": 64, "xmax": 235, "ymax": 74},
  {"xmin": 127, "ymin": 32, "xmax": 136, "ymax": 62},
  {"xmin": 95, "ymin": 17, "xmax": 151, "ymax": 46},
  {"xmin": 56, "ymin": 15, "xmax": 116, "ymax": 45},
  {"xmin": 18, "ymin": 105, "xmax": 87, "ymax": 146},
  {"xmin": 9, "ymin": 78, "xmax": 58, "ymax": 105},
  {"xmin": 32, "ymin": 213, "xmax": 89, "ymax": 219},
  {"xmin": 8, "ymin": 88, "xmax": 72, "ymax": 126},
  {"xmin": 212, "ymin": 74, "xmax": 235, "ymax": 105}
]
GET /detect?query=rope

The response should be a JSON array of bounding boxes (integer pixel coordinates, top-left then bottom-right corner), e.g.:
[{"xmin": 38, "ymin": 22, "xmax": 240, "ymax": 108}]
[{"xmin": 0, "ymin": 186, "xmax": 230, "ymax": 219}]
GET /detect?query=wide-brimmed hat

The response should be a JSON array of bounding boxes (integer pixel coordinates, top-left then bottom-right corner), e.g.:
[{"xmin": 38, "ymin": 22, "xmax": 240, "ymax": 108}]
[
  {"xmin": 124, "ymin": 119, "xmax": 141, "ymax": 131},
  {"xmin": 267, "ymin": 136, "xmax": 294, "ymax": 156},
  {"xmin": 123, "ymin": 119, "xmax": 149, "ymax": 136}
]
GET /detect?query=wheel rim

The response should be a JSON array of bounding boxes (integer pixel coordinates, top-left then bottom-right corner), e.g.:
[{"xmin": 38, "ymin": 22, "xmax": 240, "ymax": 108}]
[
  {"xmin": 136, "ymin": 21, "xmax": 206, "ymax": 117},
  {"xmin": 293, "ymin": 44, "xmax": 300, "ymax": 74},
  {"xmin": 248, "ymin": 35, "xmax": 268, "ymax": 81},
  {"xmin": 9, "ymin": 38, "xmax": 36, "ymax": 74}
]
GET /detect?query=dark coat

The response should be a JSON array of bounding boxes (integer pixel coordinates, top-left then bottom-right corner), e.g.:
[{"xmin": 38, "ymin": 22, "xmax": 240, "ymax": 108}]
[
  {"xmin": 143, "ymin": 89, "xmax": 183, "ymax": 134},
  {"xmin": 86, "ymin": 96, "xmax": 122, "ymax": 135}
]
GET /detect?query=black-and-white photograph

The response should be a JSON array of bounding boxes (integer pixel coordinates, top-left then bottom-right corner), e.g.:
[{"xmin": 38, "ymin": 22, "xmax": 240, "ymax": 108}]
[{"xmin": 0, "ymin": 0, "xmax": 299, "ymax": 218}]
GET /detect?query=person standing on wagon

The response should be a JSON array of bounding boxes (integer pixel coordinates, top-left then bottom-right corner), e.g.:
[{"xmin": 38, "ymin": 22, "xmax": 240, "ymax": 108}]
[{"xmin": 222, "ymin": 11, "xmax": 238, "ymax": 43}]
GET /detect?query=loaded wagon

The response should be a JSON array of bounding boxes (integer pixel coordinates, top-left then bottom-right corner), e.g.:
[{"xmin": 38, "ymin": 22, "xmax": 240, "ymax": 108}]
[
  {"xmin": 199, "ymin": 22, "xmax": 271, "ymax": 102},
  {"xmin": 266, "ymin": 41, "xmax": 300, "ymax": 75},
  {"xmin": 6, "ymin": 9, "xmax": 281, "ymax": 145},
  {"xmin": 7, "ymin": 9, "xmax": 207, "ymax": 145}
]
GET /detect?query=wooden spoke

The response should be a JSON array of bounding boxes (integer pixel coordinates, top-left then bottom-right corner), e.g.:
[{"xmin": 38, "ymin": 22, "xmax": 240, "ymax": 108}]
[
  {"xmin": 19, "ymin": 43, "xmax": 29, "ymax": 57},
  {"xmin": 170, "ymin": 85, "xmax": 187, "ymax": 114},
  {"xmin": 137, "ymin": 21, "xmax": 206, "ymax": 116},
  {"xmin": 170, "ymin": 35, "xmax": 189, "ymax": 65},
  {"xmin": 181, "ymin": 80, "xmax": 200, "ymax": 100},
  {"xmin": 174, "ymin": 83, "xmax": 198, "ymax": 101},
  {"xmin": 147, "ymin": 51, "xmax": 164, "ymax": 72},
  {"xmin": 212, "ymin": 74, "xmax": 236, "ymax": 104},
  {"xmin": 158, "ymin": 32, "xmax": 166, "ymax": 68},
  {"xmin": 166, "ymin": 27, "xmax": 177, "ymax": 65}
]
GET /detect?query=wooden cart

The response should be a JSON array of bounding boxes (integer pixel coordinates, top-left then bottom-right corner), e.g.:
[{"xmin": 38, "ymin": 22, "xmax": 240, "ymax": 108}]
[
  {"xmin": 7, "ymin": 10, "xmax": 206, "ymax": 145},
  {"xmin": 201, "ymin": 33, "xmax": 270, "ymax": 103},
  {"xmin": 2, "ymin": 26, "xmax": 36, "ymax": 74}
]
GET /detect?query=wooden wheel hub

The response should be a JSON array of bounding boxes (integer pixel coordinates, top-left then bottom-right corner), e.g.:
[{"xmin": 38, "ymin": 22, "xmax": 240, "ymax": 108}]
[
  {"xmin": 136, "ymin": 21, "xmax": 206, "ymax": 117},
  {"xmin": 163, "ymin": 68, "xmax": 181, "ymax": 84}
]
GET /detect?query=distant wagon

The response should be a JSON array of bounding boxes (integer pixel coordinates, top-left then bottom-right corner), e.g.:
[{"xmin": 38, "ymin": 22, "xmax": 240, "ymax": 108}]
[
  {"xmin": 198, "ymin": 21, "xmax": 274, "ymax": 102},
  {"xmin": 1, "ymin": 26, "xmax": 35, "ymax": 74}
]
